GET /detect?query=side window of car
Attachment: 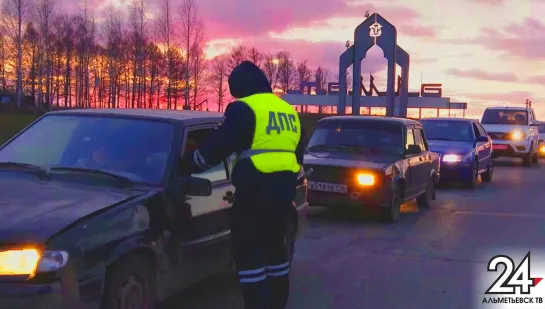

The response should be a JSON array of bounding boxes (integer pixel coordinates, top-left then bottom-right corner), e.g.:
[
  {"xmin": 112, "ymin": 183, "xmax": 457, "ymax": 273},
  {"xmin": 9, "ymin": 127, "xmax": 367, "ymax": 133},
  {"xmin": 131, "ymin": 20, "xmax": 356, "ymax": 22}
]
[
  {"xmin": 413, "ymin": 128, "xmax": 426, "ymax": 151},
  {"xmin": 405, "ymin": 128, "xmax": 415, "ymax": 151},
  {"xmin": 472, "ymin": 123, "xmax": 482, "ymax": 138},
  {"xmin": 184, "ymin": 127, "xmax": 228, "ymax": 182},
  {"xmin": 476, "ymin": 123, "xmax": 487, "ymax": 137}
]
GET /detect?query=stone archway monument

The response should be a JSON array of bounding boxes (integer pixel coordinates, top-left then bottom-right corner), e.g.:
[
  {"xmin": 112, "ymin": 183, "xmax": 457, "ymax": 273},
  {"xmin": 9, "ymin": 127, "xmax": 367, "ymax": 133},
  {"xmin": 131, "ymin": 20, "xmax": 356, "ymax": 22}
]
[{"xmin": 338, "ymin": 13, "xmax": 410, "ymax": 117}]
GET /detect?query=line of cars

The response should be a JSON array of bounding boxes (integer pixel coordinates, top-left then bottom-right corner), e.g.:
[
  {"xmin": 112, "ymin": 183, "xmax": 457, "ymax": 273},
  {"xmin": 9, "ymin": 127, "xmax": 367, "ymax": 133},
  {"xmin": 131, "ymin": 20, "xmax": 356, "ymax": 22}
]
[
  {"xmin": 302, "ymin": 106, "xmax": 540, "ymax": 223},
  {"xmin": 0, "ymin": 105, "xmax": 540, "ymax": 308}
]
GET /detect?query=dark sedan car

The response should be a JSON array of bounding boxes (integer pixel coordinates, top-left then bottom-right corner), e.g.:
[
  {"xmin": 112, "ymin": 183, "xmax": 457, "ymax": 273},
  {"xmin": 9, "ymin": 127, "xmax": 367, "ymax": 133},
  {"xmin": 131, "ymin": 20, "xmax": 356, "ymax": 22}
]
[
  {"xmin": 420, "ymin": 118, "xmax": 493, "ymax": 187},
  {"xmin": 304, "ymin": 116, "xmax": 440, "ymax": 223},
  {"xmin": 0, "ymin": 109, "xmax": 309, "ymax": 309}
]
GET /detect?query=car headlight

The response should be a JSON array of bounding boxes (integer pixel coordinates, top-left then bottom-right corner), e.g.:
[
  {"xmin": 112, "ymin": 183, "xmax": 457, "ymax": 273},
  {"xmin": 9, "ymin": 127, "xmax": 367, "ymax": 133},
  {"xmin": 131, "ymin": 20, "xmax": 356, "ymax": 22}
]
[
  {"xmin": 540, "ymin": 145, "xmax": 545, "ymax": 153},
  {"xmin": 356, "ymin": 173, "xmax": 375, "ymax": 186},
  {"xmin": 0, "ymin": 248, "xmax": 69, "ymax": 277},
  {"xmin": 442, "ymin": 154, "xmax": 463, "ymax": 163},
  {"xmin": 511, "ymin": 131, "xmax": 524, "ymax": 140}
]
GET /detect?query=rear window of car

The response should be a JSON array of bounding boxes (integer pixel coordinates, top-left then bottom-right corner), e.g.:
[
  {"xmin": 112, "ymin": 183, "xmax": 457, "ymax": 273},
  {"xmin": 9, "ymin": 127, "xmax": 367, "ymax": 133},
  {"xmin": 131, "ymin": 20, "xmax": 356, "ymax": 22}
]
[
  {"xmin": 421, "ymin": 120, "xmax": 473, "ymax": 142},
  {"xmin": 481, "ymin": 109, "xmax": 528, "ymax": 125},
  {"xmin": 307, "ymin": 120, "xmax": 404, "ymax": 154}
]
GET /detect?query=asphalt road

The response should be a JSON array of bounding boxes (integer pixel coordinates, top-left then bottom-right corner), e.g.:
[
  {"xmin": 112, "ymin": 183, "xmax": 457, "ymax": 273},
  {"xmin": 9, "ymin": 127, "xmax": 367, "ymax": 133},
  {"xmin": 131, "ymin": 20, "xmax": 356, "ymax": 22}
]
[{"xmin": 162, "ymin": 158, "xmax": 545, "ymax": 309}]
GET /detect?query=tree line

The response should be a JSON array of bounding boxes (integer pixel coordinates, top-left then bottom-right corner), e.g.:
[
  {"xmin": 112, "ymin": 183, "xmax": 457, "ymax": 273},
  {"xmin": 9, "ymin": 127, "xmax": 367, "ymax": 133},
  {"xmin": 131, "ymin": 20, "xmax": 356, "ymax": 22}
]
[{"xmin": 0, "ymin": 0, "xmax": 333, "ymax": 112}]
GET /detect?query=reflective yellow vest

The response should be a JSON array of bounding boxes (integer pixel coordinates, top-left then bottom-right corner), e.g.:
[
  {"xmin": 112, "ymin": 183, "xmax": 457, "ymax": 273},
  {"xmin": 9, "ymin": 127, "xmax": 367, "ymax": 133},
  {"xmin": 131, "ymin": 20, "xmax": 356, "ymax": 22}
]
[{"xmin": 235, "ymin": 93, "xmax": 301, "ymax": 173}]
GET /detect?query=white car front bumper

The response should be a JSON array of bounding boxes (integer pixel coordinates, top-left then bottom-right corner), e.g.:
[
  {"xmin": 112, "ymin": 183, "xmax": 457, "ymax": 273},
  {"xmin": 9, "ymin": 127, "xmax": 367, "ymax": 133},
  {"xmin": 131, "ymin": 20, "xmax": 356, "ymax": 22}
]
[{"xmin": 492, "ymin": 139, "xmax": 532, "ymax": 157}]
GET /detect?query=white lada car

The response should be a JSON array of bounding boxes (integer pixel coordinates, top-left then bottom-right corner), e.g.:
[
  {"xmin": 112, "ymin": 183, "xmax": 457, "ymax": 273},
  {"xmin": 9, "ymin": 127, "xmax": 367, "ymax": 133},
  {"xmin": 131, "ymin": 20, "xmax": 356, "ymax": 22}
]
[{"xmin": 480, "ymin": 106, "xmax": 539, "ymax": 166}]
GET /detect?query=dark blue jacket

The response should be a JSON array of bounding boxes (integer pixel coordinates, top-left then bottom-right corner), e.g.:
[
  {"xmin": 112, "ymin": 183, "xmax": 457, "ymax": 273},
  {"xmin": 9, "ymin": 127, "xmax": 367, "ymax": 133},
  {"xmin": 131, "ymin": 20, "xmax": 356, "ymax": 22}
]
[{"xmin": 185, "ymin": 61, "xmax": 305, "ymax": 202}]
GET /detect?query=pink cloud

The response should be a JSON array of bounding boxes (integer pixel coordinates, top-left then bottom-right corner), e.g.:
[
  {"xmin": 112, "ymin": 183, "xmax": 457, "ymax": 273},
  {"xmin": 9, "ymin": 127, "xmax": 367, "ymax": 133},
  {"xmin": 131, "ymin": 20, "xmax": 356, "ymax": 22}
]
[
  {"xmin": 524, "ymin": 75, "xmax": 545, "ymax": 84},
  {"xmin": 472, "ymin": 0, "xmax": 506, "ymax": 5},
  {"xmin": 463, "ymin": 91, "xmax": 534, "ymax": 102},
  {"xmin": 446, "ymin": 69, "xmax": 519, "ymax": 82},
  {"xmin": 449, "ymin": 18, "xmax": 545, "ymax": 59},
  {"xmin": 215, "ymin": 37, "xmax": 388, "ymax": 81},
  {"xmin": 198, "ymin": 1, "xmax": 424, "ymax": 39}
]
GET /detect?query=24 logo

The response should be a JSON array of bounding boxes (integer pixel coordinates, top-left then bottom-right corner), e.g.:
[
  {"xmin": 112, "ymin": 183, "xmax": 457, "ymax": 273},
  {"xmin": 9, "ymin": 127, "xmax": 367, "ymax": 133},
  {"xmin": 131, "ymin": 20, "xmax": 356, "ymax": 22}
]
[{"xmin": 485, "ymin": 251, "xmax": 543, "ymax": 294}]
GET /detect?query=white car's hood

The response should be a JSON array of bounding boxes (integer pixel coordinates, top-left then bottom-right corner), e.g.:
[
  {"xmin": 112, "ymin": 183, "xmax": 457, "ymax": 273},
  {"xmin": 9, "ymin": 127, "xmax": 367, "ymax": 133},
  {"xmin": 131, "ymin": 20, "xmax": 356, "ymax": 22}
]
[{"xmin": 481, "ymin": 124, "xmax": 528, "ymax": 133}]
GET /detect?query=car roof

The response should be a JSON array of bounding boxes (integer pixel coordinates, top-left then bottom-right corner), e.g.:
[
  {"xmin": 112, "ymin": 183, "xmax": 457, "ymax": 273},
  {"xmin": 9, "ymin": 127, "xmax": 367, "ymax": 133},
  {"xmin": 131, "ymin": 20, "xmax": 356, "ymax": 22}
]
[
  {"xmin": 48, "ymin": 108, "xmax": 224, "ymax": 123},
  {"xmin": 485, "ymin": 106, "xmax": 530, "ymax": 111},
  {"xmin": 319, "ymin": 115, "xmax": 420, "ymax": 126},
  {"xmin": 420, "ymin": 117, "xmax": 476, "ymax": 122}
]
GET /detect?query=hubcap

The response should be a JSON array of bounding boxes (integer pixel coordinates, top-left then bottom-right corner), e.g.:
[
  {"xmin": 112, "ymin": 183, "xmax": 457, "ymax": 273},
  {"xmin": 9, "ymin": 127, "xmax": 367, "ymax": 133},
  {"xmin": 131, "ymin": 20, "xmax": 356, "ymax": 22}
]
[{"xmin": 118, "ymin": 274, "xmax": 147, "ymax": 309}]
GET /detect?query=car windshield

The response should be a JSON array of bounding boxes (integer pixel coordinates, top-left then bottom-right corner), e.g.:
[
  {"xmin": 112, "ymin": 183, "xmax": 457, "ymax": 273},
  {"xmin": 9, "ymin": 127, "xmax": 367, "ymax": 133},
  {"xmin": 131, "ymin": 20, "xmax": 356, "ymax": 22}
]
[
  {"xmin": 421, "ymin": 120, "xmax": 473, "ymax": 141},
  {"xmin": 538, "ymin": 124, "xmax": 545, "ymax": 133},
  {"xmin": 481, "ymin": 109, "xmax": 528, "ymax": 125},
  {"xmin": 0, "ymin": 114, "xmax": 174, "ymax": 184},
  {"xmin": 307, "ymin": 120, "xmax": 403, "ymax": 154}
]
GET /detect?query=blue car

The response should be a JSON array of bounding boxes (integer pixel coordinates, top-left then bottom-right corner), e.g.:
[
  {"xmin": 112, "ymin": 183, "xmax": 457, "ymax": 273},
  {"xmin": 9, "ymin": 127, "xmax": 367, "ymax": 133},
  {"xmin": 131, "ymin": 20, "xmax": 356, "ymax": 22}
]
[{"xmin": 420, "ymin": 118, "xmax": 494, "ymax": 187}]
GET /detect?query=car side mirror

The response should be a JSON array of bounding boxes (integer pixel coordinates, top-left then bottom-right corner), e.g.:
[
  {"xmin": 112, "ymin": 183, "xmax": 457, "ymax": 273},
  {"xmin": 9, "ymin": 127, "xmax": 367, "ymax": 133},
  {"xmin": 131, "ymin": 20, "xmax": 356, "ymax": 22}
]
[
  {"xmin": 477, "ymin": 136, "xmax": 489, "ymax": 142},
  {"xmin": 405, "ymin": 144, "xmax": 422, "ymax": 155},
  {"xmin": 182, "ymin": 176, "xmax": 212, "ymax": 196}
]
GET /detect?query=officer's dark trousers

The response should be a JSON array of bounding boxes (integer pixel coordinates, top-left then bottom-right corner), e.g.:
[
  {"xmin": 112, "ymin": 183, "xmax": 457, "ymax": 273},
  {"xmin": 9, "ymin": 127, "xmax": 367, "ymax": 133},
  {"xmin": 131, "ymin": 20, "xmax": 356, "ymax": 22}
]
[{"xmin": 230, "ymin": 185, "xmax": 293, "ymax": 309}]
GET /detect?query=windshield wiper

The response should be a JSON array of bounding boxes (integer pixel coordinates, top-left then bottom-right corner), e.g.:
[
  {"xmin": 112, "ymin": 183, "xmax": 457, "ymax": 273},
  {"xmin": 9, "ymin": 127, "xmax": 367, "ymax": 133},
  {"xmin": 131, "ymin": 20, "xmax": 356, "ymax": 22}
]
[
  {"xmin": 0, "ymin": 161, "xmax": 51, "ymax": 179},
  {"xmin": 50, "ymin": 167, "xmax": 135, "ymax": 185}
]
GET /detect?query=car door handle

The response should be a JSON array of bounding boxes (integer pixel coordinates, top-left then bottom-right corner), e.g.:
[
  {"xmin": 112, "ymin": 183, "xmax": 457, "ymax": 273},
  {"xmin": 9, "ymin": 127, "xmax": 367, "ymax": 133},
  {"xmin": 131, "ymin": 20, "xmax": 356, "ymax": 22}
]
[{"xmin": 223, "ymin": 191, "xmax": 234, "ymax": 203}]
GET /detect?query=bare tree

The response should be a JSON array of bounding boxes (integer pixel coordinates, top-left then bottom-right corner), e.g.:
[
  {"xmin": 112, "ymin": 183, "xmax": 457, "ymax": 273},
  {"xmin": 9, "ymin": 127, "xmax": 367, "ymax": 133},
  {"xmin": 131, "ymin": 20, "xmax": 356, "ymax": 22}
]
[
  {"xmin": 295, "ymin": 59, "xmax": 312, "ymax": 87},
  {"xmin": 179, "ymin": 0, "xmax": 202, "ymax": 109},
  {"xmin": 207, "ymin": 54, "xmax": 228, "ymax": 112},
  {"xmin": 315, "ymin": 65, "xmax": 330, "ymax": 91},
  {"xmin": 248, "ymin": 47, "xmax": 262, "ymax": 67},
  {"xmin": 156, "ymin": 0, "xmax": 174, "ymax": 108},
  {"xmin": 103, "ymin": 8, "xmax": 123, "ymax": 107},
  {"xmin": 36, "ymin": 0, "xmax": 55, "ymax": 109},
  {"xmin": 2, "ymin": 0, "xmax": 30, "ymax": 107},
  {"xmin": 262, "ymin": 53, "xmax": 276, "ymax": 87},
  {"xmin": 276, "ymin": 50, "xmax": 295, "ymax": 93},
  {"xmin": 189, "ymin": 21, "xmax": 207, "ymax": 110},
  {"xmin": 129, "ymin": 0, "xmax": 147, "ymax": 108},
  {"xmin": 228, "ymin": 45, "xmax": 246, "ymax": 72}
]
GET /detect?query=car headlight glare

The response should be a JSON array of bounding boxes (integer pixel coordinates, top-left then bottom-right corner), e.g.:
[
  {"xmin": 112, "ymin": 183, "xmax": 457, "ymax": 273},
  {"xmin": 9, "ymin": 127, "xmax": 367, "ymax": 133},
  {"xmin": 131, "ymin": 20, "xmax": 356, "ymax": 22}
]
[
  {"xmin": 540, "ymin": 145, "xmax": 545, "ymax": 153},
  {"xmin": 442, "ymin": 154, "xmax": 463, "ymax": 162},
  {"xmin": 356, "ymin": 173, "xmax": 375, "ymax": 186},
  {"xmin": 0, "ymin": 248, "xmax": 69, "ymax": 276},
  {"xmin": 511, "ymin": 131, "xmax": 524, "ymax": 140}
]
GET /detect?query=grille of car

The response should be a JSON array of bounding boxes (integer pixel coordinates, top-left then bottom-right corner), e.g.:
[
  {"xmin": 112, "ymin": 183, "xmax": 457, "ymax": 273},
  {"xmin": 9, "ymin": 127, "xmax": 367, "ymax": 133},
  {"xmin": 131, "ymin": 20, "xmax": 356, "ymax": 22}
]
[
  {"xmin": 488, "ymin": 132, "xmax": 509, "ymax": 140},
  {"xmin": 304, "ymin": 164, "xmax": 353, "ymax": 183}
]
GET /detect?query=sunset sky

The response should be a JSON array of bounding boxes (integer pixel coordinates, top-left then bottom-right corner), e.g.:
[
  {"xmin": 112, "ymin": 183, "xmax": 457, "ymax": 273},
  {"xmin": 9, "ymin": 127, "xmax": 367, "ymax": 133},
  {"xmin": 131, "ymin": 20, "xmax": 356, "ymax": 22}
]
[{"xmin": 60, "ymin": 0, "xmax": 545, "ymax": 119}]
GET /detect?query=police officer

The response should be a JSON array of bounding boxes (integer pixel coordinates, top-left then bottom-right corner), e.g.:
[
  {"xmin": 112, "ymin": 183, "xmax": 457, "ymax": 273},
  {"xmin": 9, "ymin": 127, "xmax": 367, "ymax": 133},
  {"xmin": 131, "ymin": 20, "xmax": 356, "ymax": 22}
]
[{"xmin": 182, "ymin": 61, "xmax": 304, "ymax": 309}]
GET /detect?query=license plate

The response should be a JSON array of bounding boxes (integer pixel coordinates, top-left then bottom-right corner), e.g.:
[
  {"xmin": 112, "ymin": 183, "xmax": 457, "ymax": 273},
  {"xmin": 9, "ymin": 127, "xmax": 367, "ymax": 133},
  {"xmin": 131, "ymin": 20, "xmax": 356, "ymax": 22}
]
[
  {"xmin": 308, "ymin": 181, "xmax": 347, "ymax": 193},
  {"xmin": 492, "ymin": 144, "xmax": 508, "ymax": 150}
]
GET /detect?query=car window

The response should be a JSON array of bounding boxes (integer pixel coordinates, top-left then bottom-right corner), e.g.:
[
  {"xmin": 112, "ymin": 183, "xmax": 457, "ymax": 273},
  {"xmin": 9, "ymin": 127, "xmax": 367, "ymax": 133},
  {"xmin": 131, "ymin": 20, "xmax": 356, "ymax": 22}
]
[
  {"xmin": 307, "ymin": 120, "xmax": 404, "ymax": 154},
  {"xmin": 472, "ymin": 123, "xmax": 481, "ymax": 137},
  {"xmin": 420, "ymin": 120, "xmax": 473, "ymax": 141},
  {"xmin": 481, "ymin": 109, "xmax": 528, "ymax": 125},
  {"xmin": 0, "ymin": 114, "xmax": 174, "ymax": 184},
  {"xmin": 185, "ymin": 127, "xmax": 228, "ymax": 182},
  {"xmin": 405, "ymin": 128, "xmax": 415, "ymax": 150},
  {"xmin": 476, "ymin": 123, "xmax": 488, "ymax": 137},
  {"xmin": 538, "ymin": 124, "xmax": 545, "ymax": 133},
  {"xmin": 413, "ymin": 128, "xmax": 426, "ymax": 151}
]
